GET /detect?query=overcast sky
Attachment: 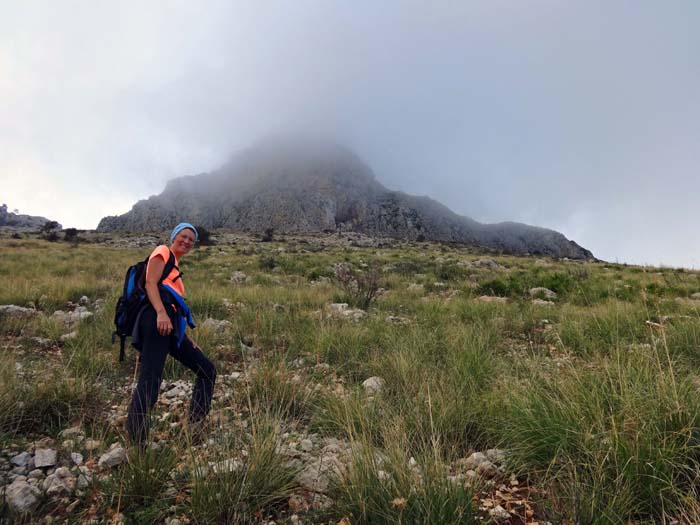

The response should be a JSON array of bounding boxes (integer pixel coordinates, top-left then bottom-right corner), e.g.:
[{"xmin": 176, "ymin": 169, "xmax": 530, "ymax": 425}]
[{"xmin": 2, "ymin": 1, "xmax": 699, "ymax": 267}]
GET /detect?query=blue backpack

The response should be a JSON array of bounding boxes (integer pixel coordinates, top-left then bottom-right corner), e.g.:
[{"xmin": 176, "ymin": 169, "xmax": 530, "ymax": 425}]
[{"xmin": 112, "ymin": 250, "xmax": 178, "ymax": 361}]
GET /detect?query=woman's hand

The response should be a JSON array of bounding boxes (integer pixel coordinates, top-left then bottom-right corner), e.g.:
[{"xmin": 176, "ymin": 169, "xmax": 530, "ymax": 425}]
[{"xmin": 156, "ymin": 311, "xmax": 173, "ymax": 336}]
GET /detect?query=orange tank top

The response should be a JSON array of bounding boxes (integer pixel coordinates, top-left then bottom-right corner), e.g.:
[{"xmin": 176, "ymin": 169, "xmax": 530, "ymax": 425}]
[{"xmin": 146, "ymin": 245, "xmax": 185, "ymax": 297}]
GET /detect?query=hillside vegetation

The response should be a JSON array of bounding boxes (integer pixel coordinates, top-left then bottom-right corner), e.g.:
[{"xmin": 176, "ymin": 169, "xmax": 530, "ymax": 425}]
[{"xmin": 1, "ymin": 232, "xmax": 699, "ymax": 524}]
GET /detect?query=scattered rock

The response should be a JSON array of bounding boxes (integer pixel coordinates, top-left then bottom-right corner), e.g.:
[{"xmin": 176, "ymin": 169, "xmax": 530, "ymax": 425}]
[
  {"xmin": 27, "ymin": 469, "xmax": 44, "ymax": 480},
  {"xmin": 60, "ymin": 331, "xmax": 78, "ymax": 341},
  {"xmin": 362, "ymin": 376, "xmax": 385, "ymax": 395},
  {"xmin": 164, "ymin": 384, "xmax": 187, "ymax": 399},
  {"xmin": 385, "ymin": 315, "xmax": 410, "ymax": 325},
  {"xmin": 210, "ymin": 458, "xmax": 243, "ymax": 474},
  {"xmin": 230, "ymin": 271, "xmax": 248, "ymax": 284},
  {"xmin": 489, "ymin": 504, "xmax": 510, "ymax": 520},
  {"xmin": 377, "ymin": 470, "xmax": 391, "ymax": 481},
  {"xmin": 486, "ymin": 449, "xmax": 506, "ymax": 464},
  {"xmin": 34, "ymin": 448, "xmax": 57, "ymax": 468},
  {"xmin": 76, "ymin": 466, "xmax": 93, "ymax": 489},
  {"xmin": 43, "ymin": 466, "xmax": 76, "ymax": 497},
  {"xmin": 52, "ymin": 307, "xmax": 93, "ymax": 328},
  {"xmin": 327, "ymin": 303, "xmax": 366, "ymax": 321},
  {"xmin": 10, "ymin": 451, "xmax": 31, "ymax": 468},
  {"xmin": 472, "ymin": 258, "xmax": 501, "ymax": 270},
  {"xmin": 476, "ymin": 460, "xmax": 498, "ymax": 477},
  {"xmin": 84, "ymin": 439, "xmax": 101, "ymax": 452},
  {"xmin": 202, "ymin": 318, "xmax": 232, "ymax": 332},
  {"xmin": 30, "ymin": 337, "xmax": 53, "ymax": 347},
  {"xmin": 459, "ymin": 452, "xmax": 488, "ymax": 471},
  {"xmin": 296, "ymin": 455, "xmax": 344, "ymax": 493},
  {"xmin": 59, "ymin": 427, "xmax": 84, "ymax": 440},
  {"xmin": 98, "ymin": 444, "xmax": 127, "ymax": 469},
  {"xmin": 5, "ymin": 479, "xmax": 42, "ymax": 514},
  {"xmin": 71, "ymin": 452, "xmax": 84, "ymax": 465},
  {"xmin": 529, "ymin": 287, "xmax": 557, "ymax": 300},
  {"xmin": 0, "ymin": 304, "xmax": 40, "ymax": 320},
  {"xmin": 476, "ymin": 296, "xmax": 507, "ymax": 304},
  {"xmin": 531, "ymin": 299, "xmax": 554, "ymax": 306}
]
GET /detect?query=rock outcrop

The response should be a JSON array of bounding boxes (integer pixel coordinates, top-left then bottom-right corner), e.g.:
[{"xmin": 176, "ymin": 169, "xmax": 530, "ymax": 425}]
[
  {"xmin": 97, "ymin": 137, "xmax": 593, "ymax": 259},
  {"xmin": 0, "ymin": 204, "xmax": 61, "ymax": 230}
]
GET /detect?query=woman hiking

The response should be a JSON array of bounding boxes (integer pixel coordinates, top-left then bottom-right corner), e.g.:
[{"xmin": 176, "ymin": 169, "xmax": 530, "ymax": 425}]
[{"xmin": 126, "ymin": 223, "xmax": 217, "ymax": 448}]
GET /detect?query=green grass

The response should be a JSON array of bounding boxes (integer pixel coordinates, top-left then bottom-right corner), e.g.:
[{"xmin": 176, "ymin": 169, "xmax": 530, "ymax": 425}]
[
  {"xmin": 3, "ymin": 234, "xmax": 700, "ymax": 523},
  {"xmin": 189, "ymin": 414, "xmax": 298, "ymax": 524}
]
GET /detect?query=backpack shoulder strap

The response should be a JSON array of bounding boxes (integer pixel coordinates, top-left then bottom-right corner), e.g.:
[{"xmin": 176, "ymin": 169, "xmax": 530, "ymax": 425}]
[{"xmin": 161, "ymin": 249, "xmax": 181, "ymax": 283}]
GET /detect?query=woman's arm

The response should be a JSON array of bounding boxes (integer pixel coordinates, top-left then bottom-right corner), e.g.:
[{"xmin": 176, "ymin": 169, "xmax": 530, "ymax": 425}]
[{"xmin": 145, "ymin": 256, "xmax": 173, "ymax": 336}]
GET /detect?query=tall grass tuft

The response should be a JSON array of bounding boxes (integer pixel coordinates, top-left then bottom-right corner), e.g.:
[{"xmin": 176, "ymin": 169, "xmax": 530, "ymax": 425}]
[
  {"xmin": 189, "ymin": 415, "xmax": 298, "ymax": 524},
  {"xmin": 501, "ymin": 342, "xmax": 700, "ymax": 523},
  {"xmin": 105, "ymin": 447, "xmax": 178, "ymax": 522},
  {"xmin": 332, "ymin": 422, "xmax": 477, "ymax": 524}
]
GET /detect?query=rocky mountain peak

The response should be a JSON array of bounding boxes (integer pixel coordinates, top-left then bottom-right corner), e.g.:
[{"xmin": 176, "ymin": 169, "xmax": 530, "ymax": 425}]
[{"xmin": 97, "ymin": 139, "xmax": 593, "ymax": 259}]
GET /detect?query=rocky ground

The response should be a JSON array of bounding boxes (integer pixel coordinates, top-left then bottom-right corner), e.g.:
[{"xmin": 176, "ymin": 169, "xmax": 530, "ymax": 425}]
[
  {"xmin": 0, "ymin": 290, "xmax": 549, "ymax": 524},
  {"xmin": 3, "ymin": 232, "xmax": 698, "ymax": 524}
]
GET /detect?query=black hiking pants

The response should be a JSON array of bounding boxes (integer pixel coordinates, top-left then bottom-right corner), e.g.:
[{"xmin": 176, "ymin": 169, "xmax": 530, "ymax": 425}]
[{"xmin": 126, "ymin": 307, "xmax": 217, "ymax": 445}]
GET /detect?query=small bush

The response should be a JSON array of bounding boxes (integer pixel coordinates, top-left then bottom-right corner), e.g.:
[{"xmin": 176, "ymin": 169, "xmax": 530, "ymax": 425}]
[
  {"xmin": 435, "ymin": 263, "xmax": 468, "ymax": 281},
  {"xmin": 258, "ymin": 255, "xmax": 277, "ymax": 270},
  {"xmin": 333, "ymin": 262, "xmax": 381, "ymax": 310},
  {"xmin": 63, "ymin": 228, "xmax": 79, "ymax": 243},
  {"xmin": 195, "ymin": 225, "xmax": 215, "ymax": 246},
  {"xmin": 261, "ymin": 227, "xmax": 274, "ymax": 242},
  {"xmin": 41, "ymin": 220, "xmax": 60, "ymax": 233}
]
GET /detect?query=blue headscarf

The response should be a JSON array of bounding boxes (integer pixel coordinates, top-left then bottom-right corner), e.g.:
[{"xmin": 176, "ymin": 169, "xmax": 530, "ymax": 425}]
[{"xmin": 170, "ymin": 222, "xmax": 198, "ymax": 243}]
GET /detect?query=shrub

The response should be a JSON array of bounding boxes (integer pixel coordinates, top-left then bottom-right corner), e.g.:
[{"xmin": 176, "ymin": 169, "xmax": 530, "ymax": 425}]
[
  {"xmin": 333, "ymin": 262, "xmax": 381, "ymax": 310},
  {"xmin": 41, "ymin": 220, "xmax": 60, "ymax": 233},
  {"xmin": 258, "ymin": 255, "xmax": 277, "ymax": 270},
  {"xmin": 63, "ymin": 228, "xmax": 79, "ymax": 243},
  {"xmin": 195, "ymin": 225, "xmax": 214, "ymax": 246},
  {"xmin": 261, "ymin": 227, "xmax": 274, "ymax": 242}
]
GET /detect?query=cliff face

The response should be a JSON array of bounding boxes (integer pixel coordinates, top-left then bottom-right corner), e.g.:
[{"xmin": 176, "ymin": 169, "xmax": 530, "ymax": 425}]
[{"xmin": 98, "ymin": 139, "xmax": 593, "ymax": 259}]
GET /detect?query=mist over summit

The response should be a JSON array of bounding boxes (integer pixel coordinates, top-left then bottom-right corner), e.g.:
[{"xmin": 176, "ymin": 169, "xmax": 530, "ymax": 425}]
[{"xmin": 98, "ymin": 138, "xmax": 593, "ymax": 259}]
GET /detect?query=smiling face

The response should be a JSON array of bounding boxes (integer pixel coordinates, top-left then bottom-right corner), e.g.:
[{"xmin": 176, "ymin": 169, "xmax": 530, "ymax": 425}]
[{"xmin": 170, "ymin": 228, "xmax": 196, "ymax": 257}]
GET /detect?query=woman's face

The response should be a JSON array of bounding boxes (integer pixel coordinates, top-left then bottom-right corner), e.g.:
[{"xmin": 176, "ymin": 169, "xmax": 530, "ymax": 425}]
[{"xmin": 171, "ymin": 229, "xmax": 196, "ymax": 256}]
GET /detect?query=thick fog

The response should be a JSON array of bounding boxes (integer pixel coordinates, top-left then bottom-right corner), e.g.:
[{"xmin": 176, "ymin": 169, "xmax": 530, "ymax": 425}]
[{"xmin": 2, "ymin": 1, "xmax": 699, "ymax": 267}]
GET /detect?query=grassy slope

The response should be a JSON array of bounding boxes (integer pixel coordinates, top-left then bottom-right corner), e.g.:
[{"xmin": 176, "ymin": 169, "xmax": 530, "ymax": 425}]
[{"xmin": 1, "ymin": 234, "xmax": 700, "ymax": 524}]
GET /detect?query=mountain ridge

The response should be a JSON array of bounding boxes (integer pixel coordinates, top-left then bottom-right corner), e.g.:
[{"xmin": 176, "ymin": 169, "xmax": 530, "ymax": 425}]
[{"xmin": 97, "ymin": 139, "xmax": 593, "ymax": 259}]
